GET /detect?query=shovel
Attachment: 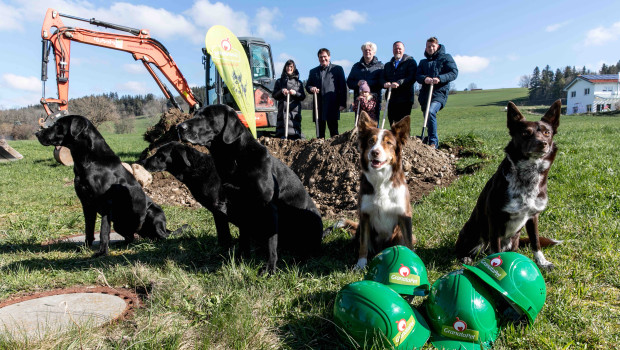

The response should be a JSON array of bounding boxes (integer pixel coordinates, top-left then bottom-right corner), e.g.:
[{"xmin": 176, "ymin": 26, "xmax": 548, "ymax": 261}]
[
  {"xmin": 418, "ymin": 83, "xmax": 434, "ymax": 143},
  {"xmin": 313, "ymin": 91, "xmax": 320, "ymax": 138},
  {"xmin": 284, "ymin": 93, "xmax": 290, "ymax": 139},
  {"xmin": 380, "ymin": 86, "xmax": 392, "ymax": 129},
  {"xmin": 354, "ymin": 100, "xmax": 361, "ymax": 130}
]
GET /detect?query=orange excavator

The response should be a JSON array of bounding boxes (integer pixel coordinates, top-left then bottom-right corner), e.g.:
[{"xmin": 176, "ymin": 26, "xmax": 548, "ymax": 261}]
[{"xmin": 40, "ymin": 8, "xmax": 201, "ymax": 128}]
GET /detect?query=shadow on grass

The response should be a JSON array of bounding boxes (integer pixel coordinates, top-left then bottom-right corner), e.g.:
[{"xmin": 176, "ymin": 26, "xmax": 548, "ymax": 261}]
[{"xmin": 0, "ymin": 228, "xmax": 356, "ymax": 279}]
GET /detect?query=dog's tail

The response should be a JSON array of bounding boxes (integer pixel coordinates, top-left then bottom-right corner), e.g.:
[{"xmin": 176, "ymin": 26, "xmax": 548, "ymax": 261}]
[
  {"xmin": 519, "ymin": 236, "xmax": 563, "ymax": 248},
  {"xmin": 322, "ymin": 219, "xmax": 358, "ymax": 238}
]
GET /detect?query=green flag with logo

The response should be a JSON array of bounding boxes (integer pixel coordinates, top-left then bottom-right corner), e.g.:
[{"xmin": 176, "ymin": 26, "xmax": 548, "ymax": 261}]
[{"xmin": 205, "ymin": 25, "xmax": 257, "ymax": 138}]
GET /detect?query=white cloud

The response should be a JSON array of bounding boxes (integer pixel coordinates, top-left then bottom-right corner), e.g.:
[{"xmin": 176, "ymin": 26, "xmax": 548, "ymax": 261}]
[
  {"xmin": 331, "ymin": 10, "xmax": 366, "ymax": 31},
  {"xmin": 185, "ymin": 0, "xmax": 251, "ymax": 43},
  {"xmin": 0, "ymin": 2, "xmax": 24, "ymax": 31},
  {"xmin": 506, "ymin": 54, "xmax": 519, "ymax": 61},
  {"xmin": 546, "ymin": 21, "xmax": 570, "ymax": 32},
  {"xmin": 295, "ymin": 17, "xmax": 321, "ymax": 34},
  {"xmin": 123, "ymin": 63, "xmax": 146, "ymax": 74},
  {"xmin": 117, "ymin": 81, "xmax": 149, "ymax": 94},
  {"xmin": 584, "ymin": 22, "xmax": 620, "ymax": 46},
  {"xmin": 2, "ymin": 74, "xmax": 40, "ymax": 92},
  {"xmin": 103, "ymin": 3, "xmax": 195, "ymax": 39},
  {"xmin": 254, "ymin": 7, "xmax": 284, "ymax": 40},
  {"xmin": 453, "ymin": 55, "xmax": 490, "ymax": 73},
  {"xmin": 332, "ymin": 59, "xmax": 353, "ymax": 74}
]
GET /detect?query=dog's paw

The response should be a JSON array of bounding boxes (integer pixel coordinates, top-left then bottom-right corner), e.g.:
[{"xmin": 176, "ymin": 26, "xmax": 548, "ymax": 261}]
[
  {"xmin": 93, "ymin": 249, "xmax": 108, "ymax": 258},
  {"xmin": 259, "ymin": 264, "xmax": 277, "ymax": 276},
  {"xmin": 354, "ymin": 258, "xmax": 368, "ymax": 270},
  {"xmin": 460, "ymin": 257, "xmax": 474, "ymax": 265},
  {"xmin": 534, "ymin": 251, "xmax": 554, "ymax": 271}
]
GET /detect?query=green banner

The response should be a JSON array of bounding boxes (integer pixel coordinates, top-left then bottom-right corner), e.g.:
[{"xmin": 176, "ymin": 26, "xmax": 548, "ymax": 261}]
[{"xmin": 205, "ymin": 25, "xmax": 257, "ymax": 138}]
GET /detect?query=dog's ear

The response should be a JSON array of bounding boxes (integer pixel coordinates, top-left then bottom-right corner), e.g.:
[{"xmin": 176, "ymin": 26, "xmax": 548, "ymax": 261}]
[
  {"xmin": 391, "ymin": 115, "xmax": 410, "ymax": 144},
  {"xmin": 70, "ymin": 116, "xmax": 88, "ymax": 139},
  {"xmin": 541, "ymin": 99, "xmax": 561, "ymax": 134},
  {"xmin": 358, "ymin": 111, "xmax": 376, "ymax": 132},
  {"xmin": 222, "ymin": 107, "xmax": 246, "ymax": 144},
  {"xmin": 507, "ymin": 101, "xmax": 526, "ymax": 130}
]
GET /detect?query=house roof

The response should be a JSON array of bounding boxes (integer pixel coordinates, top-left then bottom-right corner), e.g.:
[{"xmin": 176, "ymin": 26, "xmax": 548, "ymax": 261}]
[{"xmin": 564, "ymin": 74, "xmax": 620, "ymax": 91}]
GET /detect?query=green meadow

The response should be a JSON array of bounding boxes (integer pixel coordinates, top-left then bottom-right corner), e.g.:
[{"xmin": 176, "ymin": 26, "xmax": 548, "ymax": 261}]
[{"xmin": 0, "ymin": 88, "xmax": 618, "ymax": 349}]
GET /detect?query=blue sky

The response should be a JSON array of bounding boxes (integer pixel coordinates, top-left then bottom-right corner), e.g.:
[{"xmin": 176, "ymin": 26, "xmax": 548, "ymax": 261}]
[{"xmin": 1, "ymin": 0, "xmax": 619, "ymax": 109}]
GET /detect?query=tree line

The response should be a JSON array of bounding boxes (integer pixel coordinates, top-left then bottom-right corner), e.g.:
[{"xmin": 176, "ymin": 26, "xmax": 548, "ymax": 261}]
[{"xmin": 520, "ymin": 60, "xmax": 620, "ymax": 104}]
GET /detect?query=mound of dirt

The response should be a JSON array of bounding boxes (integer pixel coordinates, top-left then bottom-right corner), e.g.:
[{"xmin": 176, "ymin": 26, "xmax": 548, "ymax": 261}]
[
  {"xmin": 139, "ymin": 108, "xmax": 208, "ymax": 160},
  {"xmin": 141, "ymin": 111, "xmax": 457, "ymax": 219}
]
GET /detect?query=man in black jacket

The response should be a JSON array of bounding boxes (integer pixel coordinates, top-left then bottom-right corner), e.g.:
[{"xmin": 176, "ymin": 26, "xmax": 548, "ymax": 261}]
[
  {"xmin": 383, "ymin": 41, "xmax": 417, "ymax": 126},
  {"xmin": 416, "ymin": 37, "xmax": 458, "ymax": 148},
  {"xmin": 347, "ymin": 42, "xmax": 384, "ymax": 118},
  {"xmin": 306, "ymin": 48, "xmax": 347, "ymax": 138}
]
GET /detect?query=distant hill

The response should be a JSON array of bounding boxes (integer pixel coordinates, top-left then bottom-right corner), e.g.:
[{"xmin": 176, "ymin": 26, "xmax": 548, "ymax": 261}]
[{"xmin": 447, "ymin": 88, "xmax": 529, "ymax": 108}]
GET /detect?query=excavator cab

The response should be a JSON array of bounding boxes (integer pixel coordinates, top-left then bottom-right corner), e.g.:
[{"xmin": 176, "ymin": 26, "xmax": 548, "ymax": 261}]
[{"xmin": 202, "ymin": 37, "xmax": 277, "ymax": 128}]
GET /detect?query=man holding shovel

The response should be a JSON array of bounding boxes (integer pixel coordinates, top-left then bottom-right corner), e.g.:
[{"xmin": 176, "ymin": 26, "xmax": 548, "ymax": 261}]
[
  {"xmin": 306, "ymin": 48, "xmax": 347, "ymax": 138},
  {"xmin": 416, "ymin": 37, "xmax": 458, "ymax": 148},
  {"xmin": 383, "ymin": 41, "xmax": 417, "ymax": 127}
]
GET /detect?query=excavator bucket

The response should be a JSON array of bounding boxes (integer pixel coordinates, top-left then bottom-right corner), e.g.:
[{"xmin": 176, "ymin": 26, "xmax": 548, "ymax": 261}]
[{"xmin": 0, "ymin": 138, "xmax": 23, "ymax": 161}]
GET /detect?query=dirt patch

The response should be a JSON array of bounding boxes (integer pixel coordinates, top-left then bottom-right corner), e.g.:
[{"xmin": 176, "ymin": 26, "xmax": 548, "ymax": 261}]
[{"xmin": 140, "ymin": 111, "xmax": 458, "ymax": 219}]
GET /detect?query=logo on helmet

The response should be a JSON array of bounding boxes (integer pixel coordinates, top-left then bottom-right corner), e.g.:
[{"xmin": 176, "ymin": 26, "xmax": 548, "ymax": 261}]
[
  {"xmin": 396, "ymin": 319, "xmax": 407, "ymax": 332},
  {"xmin": 490, "ymin": 256, "xmax": 503, "ymax": 267},
  {"xmin": 392, "ymin": 315, "xmax": 416, "ymax": 346},
  {"xmin": 453, "ymin": 317, "xmax": 467, "ymax": 331},
  {"xmin": 398, "ymin": 264, "xmax": 410, "ymax": 277}
]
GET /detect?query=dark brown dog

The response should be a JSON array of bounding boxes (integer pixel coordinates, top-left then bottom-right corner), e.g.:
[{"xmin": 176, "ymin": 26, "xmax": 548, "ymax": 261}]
[{"xmin": 455, "ymin": 100, "xmax": 562, "ymax": 270}]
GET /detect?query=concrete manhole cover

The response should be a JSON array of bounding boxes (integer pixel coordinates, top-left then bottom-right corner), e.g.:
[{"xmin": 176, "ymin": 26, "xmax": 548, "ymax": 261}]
[{"xmin": 0, "ymin": 286, "xmax": 139, "ymax": 341}]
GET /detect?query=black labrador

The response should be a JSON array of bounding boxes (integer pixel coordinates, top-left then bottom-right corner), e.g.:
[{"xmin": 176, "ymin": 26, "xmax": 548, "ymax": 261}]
[
  {"xmin": 36, "ymin": 115, "xmax": 176, "ymax": 256},
  {"xmin": 177, "ymin": 105, "xmax": 323, "ymax": 274},
  {"xmin": 139, "ymin": 142, "xmax": 233, "ymax": 247}
]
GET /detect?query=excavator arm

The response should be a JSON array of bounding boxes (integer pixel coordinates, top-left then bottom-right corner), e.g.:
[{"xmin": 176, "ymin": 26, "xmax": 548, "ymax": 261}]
[{"xmin": 40, "ymin": 8, "xmax": 200, "ymax": 126}]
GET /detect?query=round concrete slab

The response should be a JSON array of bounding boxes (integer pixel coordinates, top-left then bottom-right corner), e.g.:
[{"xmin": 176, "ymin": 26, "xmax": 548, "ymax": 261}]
[{"xmin": 0, "ymin": 287, "xmax": 138, "ymax": 341}]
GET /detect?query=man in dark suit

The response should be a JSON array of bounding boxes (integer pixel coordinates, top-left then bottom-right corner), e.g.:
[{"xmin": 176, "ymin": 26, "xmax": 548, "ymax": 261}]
[
  {"xmin": 306, "ymin": 48, "xmax": 347, "ymax": 138},
  {"xmin": 383, "ymin": 41, "xmax": 417, "ymax": 126}
]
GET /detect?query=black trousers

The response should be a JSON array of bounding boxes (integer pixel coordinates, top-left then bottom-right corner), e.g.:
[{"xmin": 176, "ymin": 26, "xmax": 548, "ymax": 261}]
[
  {"xmin": 317, "ymin": 119, "xmax": 339, "ymax": 138},
  {"xmin": 387, "ymin": 100, "xmax": 413, "ymax": 127}
]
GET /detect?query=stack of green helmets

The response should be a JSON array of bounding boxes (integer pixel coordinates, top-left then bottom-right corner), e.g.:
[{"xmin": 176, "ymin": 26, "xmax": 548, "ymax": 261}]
[
  {"xmin": 364, "ymin": 245, "xmax": 430, "ymax": 296},
  {"xmin": 424, "ymin": 269, "xmax": 500, "ymax": 350},
  {"xmin": 463, "ymin": 251, "xmax": 547, "ymax": 324},
  {"xmin": 333, "ymin": 280, "xmax": 431, "ymax": 349}
]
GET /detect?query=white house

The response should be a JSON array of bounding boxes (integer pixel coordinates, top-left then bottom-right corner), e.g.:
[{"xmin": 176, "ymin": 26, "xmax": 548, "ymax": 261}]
[{"xmin": 563, "ymin": 73, "xmax": 620, "ymax": 115}]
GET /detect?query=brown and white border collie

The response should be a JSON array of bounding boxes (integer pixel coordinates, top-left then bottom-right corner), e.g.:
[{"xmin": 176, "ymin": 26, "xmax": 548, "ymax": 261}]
[
  {"xmin": 455, "ymin": 100, "xmax": 563, "ymax": 270},
  {"xmin": 334, "ymin": 112, "xmax": 416, "ymax": 269}
]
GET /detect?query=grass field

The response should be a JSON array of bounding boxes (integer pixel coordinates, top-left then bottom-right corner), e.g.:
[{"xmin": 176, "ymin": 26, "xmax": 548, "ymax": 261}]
[{"xmin": 1, "ymin": 88, "xmax": 619, "ymax": 349}]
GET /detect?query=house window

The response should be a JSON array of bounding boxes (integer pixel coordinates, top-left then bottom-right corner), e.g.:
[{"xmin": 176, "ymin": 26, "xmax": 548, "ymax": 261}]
[
  {"xmin": 586, "ymin": 104, "xmax": 592, "ymax": 112},
  {"xmin": 602, "ymin": 86, "xmax": 613, "ymax": 92},
  {"xmin": 573, "ymin": 106, "xmax": 578, "ymax": 113},
  {"xmin": 571, "ymin": 91, "xmax": 576, "ymax": 98},
  {"xmin": 584, "ymin": 88, "xmax": 590, "ymax": 95},
  {"xmin": 597, "ymin": 104, "xmax": 603, "ymax": 112}
]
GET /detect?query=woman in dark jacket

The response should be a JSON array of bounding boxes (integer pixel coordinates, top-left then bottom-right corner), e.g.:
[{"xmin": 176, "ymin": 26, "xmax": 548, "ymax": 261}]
[{"xmin": 272, "ymin": 60, "xmax": 306, "ymax": 139}]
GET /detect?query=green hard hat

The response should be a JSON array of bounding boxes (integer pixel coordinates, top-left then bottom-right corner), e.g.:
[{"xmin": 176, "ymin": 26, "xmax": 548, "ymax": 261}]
[
  {"xmin": 424, "ymin": 269, "xmax": 500, "ymax": 350},
  {"xmin": 463, "ymin": 252, "xmax": 546, "ymax": 324},
  {"xmin": 364, "ymin": 245, "xmax": 430, "ymax": 296},
  {"xmin": 333, "ymin": 280, "xmax": 431, "ymax": 349}
]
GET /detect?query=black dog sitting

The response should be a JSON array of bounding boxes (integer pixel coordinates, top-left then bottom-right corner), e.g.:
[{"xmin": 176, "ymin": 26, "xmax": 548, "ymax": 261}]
[
  {"xmin": 177, "ymin": 105, "xmax": 324, "ymax": 274},
  {"xmin": 140, "ymin": 142, "xmax": 233, "ymax": 247},
  {"xmin": 36, "ymin": 115, "xmax": 178, "ymax": 256}
]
